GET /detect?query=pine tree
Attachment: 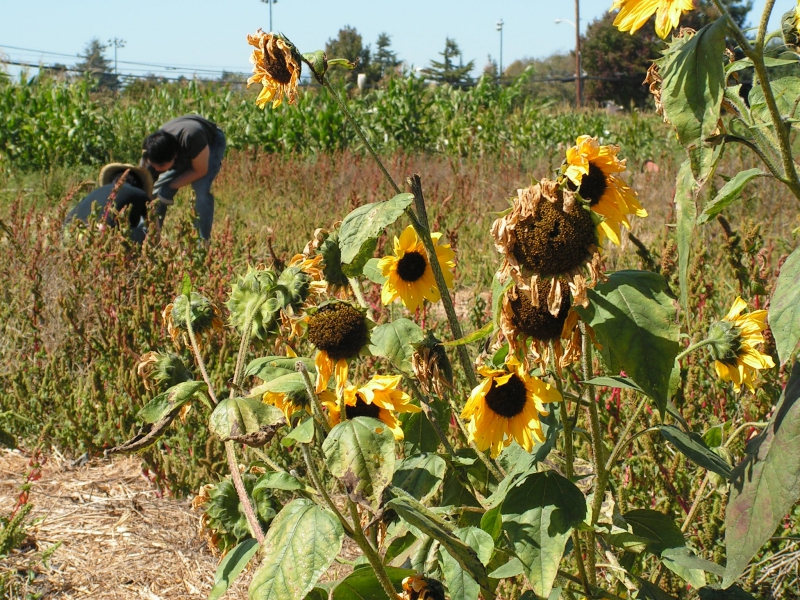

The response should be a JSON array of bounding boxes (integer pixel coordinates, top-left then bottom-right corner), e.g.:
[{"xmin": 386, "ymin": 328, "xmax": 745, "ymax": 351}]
[
  {"xmin": 75, "ymin": 38, "xmax": 117, "ymax": 90},
  {"xmin": 369, "ymin": 33, "xmax": 401, "ymax": 82},
  {"xmin": 423, "ymin": 38, "xmax": 474, "ymax": 87}
]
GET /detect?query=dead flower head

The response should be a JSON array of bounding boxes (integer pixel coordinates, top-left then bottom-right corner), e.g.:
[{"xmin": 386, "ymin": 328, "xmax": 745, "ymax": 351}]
[
  {"xmin": 247, "ymin": 29, "xmax": 302, "ymax": 109},
  {"xmin": 491, "ymin": 179, "xmax": 604, "ymax": 313}
]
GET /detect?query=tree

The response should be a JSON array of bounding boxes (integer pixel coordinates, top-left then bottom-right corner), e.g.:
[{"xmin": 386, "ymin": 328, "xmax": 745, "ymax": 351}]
[
  {"xmin": 483, "ymin": 55, "xmax": 499, "ymax": 80},
  {"xmin": 366, "ymin": 33, "xmax": 401, "ymax": 83},
  {"xmin": 423, "ymin": 38, "xmax": 474, "ymax": 87},
  {"xmin": 505, "ymin": 54, "xmax": 578, "ymax": 105},
  {"xmin": 75, "ymin": 38, "xmax": 118, "ymax": 90},
  {"xmin": 325, "ymin": 25, "xmax": 371, "ymax": 86}
]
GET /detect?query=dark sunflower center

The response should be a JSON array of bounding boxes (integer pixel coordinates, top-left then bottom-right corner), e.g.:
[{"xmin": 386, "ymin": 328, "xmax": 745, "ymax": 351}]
[
  {"xmin": 344, "ymin": 394, "xmax": 381, "ymax": 420},
  {"xmin": 577, "ymin": 162, "xmax": 607, "ymax": 205},
  {"xmin": 396, "ymin": 251, "xmax": 427, "ymax": 282},
  {"xmin": 509, "ymin": 282, "xmax": 570, "ymax": 341},
  {"xmin": 264, "ymin": 43, "xmax": 294, "ymax": 84},
  {"xmin": 307, "ymin": 303, "xmax": 369, "ymax": 361},
  {"xmin": 484, "ymin": 373, "xmax": 528, "ymax": 418},
  {"xmin": 511, "ymin": 199, "xmax": 598, "ymax": 277}
]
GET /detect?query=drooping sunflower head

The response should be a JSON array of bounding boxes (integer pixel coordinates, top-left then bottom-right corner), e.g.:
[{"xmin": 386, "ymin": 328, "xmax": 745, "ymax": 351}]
[
  {"xmin": 492, "ymin": 180, "xmax": 604, "ymax": 310},
  {"xmin": 461, "ymin": 358, "xmax": 562, "ymax": 458},
  {"xmin": 246, "ymin": 29, "xmax": 302, "ymax": 109},
  {"xmin": 562, "ymin": 135, "xmax": 647, "ymax": 245},
  {"xmin": 163, "ymin": 292, "xmax": 223, "ymax": 348},
  {"xmin": 611, "ymin": 0, "xmax": 695, "ymax": 39},
  {"xmin": 402, "ymin": 575, "xmax": 447, "ymax": 600},
  {"xmin": 708, "ymin": 297, "xmax": 775, "ymax": 393},
  {"xmin": 136, "ymin": 351, "xmax": 194, "ymax": 393},
  {"xmin": 378, "ymin": 225, "xmax": 456, "ymax": 312},
  {"xmin": 324, "ymin": 374, "xmax": 421, "ymax": 440},
  {"xmin": 306, "ymin": 301, "xmax": 371, "ymax": 394}
]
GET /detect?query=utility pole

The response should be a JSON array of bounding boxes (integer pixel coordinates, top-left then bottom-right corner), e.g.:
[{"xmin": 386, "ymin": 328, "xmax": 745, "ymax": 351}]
[
  {"xmin": 575, "ymin": 0, "xmax": 582, "ymax": 107},
  {"xmin": 496, "ymin": 19, "xmax": 504, "ymax": 83},
  {"xmin": 108, "ymin": 37, "xmax": 126, "ymax": 76}
]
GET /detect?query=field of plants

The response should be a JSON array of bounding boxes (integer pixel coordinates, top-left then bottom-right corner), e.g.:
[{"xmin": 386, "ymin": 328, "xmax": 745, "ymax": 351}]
[{"xmin": 1, "ymin": 4, "xmax": 800, "ymax": 599}]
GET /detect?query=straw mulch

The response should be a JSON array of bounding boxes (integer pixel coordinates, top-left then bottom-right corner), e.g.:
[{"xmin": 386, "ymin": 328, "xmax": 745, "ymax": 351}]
[{"xmin": 0, "ymin": 449, "xmax": 248, "ymax": 599}]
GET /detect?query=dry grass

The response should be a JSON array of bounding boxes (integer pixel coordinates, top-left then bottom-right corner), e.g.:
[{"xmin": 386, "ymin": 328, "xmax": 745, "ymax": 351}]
[{"xmin": 0, "ymin": 449, "xmax": 247, "ymax": 599}]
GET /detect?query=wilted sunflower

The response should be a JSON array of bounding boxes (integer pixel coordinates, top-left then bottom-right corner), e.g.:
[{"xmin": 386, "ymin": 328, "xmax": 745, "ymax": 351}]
[
  {"xmin": 324, "ymin": 374, "xmax": 421, "ymax": 440},
  {"xmin": 611, "ymin": 0, "xmax": 694, "ymax": 39},
  {"xmin": 562, "ymin": 135, "xmax": 647, "ymax": 245},
  {"xmin": 163, "ymin": 292, "xmax": 224, "ymax": 348},
  {"xmin": 492, "ymin": 179, "xmax": 603, "ymax": 312},
  {"xmin": 378, "ymin": 225, "xmax": 456, "ymax": 312},
  {"xmin": 708, "ymin": 297, "xmax": 775, "ymax": 393},
  {"xmin": 306, "ymin": 301, "xmax": 371, "ymax": 394},
  {"xmin": 500, "ymin": 281, "xmax": 581, "ymax": 370},
  {"xmin": 136, "ymin": 351, "xmax": 193, "ymax": 393},
  {"xmin": 461, "ymin": 357, "xmax": 562, "ymax": 458},
  {"xmin": 246, "ymin": 29, "xmax": 301, "ymax": 109},
  {"xmin": 402, "ymin": 575, "xmax": 446, "ymax": 600}
]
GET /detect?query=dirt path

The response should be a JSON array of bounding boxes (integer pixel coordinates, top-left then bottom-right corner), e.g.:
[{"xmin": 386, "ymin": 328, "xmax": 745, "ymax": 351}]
[{"xmin": 0, "ymin": 449, "xmax": 249, "ymax": 599}]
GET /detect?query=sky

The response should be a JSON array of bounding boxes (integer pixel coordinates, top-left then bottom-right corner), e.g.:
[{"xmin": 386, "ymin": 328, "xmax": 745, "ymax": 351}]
[{"xmin": 0, "ymin": 0, "xmax": 790, "ymax": 81}]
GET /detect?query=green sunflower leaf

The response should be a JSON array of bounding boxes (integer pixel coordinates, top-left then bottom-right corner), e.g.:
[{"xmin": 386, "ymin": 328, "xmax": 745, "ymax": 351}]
[
  {"xmin": 209, "ymin": 397, "xmax": 286, "ymax": 447},
  {"xmin": 723, "ymin": 360, "xmax": 800, "ymax": 588},
  {"xmin": 209, "ymin": 538, "xmax": 260, "ymax": 600},
  {"xmin": 245, "ymin": 356, "xmax": 316, "ymax": 381},
  {"xmin": 392, "ymin": 453, "xmax": 447, "ymax": 503},
  {"xmin": 697, "ymin": 168, "xmax": 769, "ymax": 224},
  {"xmin": 623, "ymin": 509, "xmax": 685, "ymax": 555},
  {"xmin": 137, "ymin": 380, "xmax": 207, "ymax": 424},
  {"xmin": 331, "ymin": 566, "xmax": 415, "ymax": 600},
  {"xmin": 248, "ymin": 499, "xmax": 343, "ymax": 600},
  {"xmin": 575, "ymin": 270, "xmax": 681, "ymax": 416},
  {"xmin": 322, "ymin": 417, "xmax": 396, "ymax": 509},
  {"xmin": 655, "ymin": 19, "xmax": 728, "ymax": 182},
  {"xmin": 338, "ymin": 193, "xmax": 414, "ymax": 266},
  {"xmin": 369, "ymin": 318, "xmax": 424, "ymax": 375},
  {"xmin": 500, "ymin": 470, "xmax": 586, "ymax": 598},
  {"xmin": 658, "ymin": 425, "xmax": 732, "ymax": 479},
  {"xmin": 675, "ymin": 159, "xmax": 697, "ymax": 319},
  {"xmin": 439, "ymin": 527, "xmax": 494, "ymax": 600},
  {"xmin": 363, "ymin": 257, "xmax": 387, "ymax": 284},
  {"xmin": 769, "ymin": 245, "xmax": 800, "ymax": 365}
]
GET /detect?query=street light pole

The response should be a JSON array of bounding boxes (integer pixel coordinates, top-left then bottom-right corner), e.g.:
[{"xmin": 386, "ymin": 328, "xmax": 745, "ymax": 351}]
[
  {"xmin": 260, "ymin": 0, "xmax": 279, "ymax": 32},
  {"xmin": 575, "ymin": 0, "xmax": 581, "ymax": 107},
  {"xmin": 109, "ymin": 37, "xmax": 126, "ymax": 77},
  {"xmin": 496, "ymin": 19, "xmax": 504, "ymax": 83}
]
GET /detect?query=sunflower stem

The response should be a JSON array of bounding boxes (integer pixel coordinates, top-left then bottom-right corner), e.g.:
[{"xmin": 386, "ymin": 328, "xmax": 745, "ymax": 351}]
[
  {"xmin": 296, "ymin": 361, "xmax": 331, "ymax": 435},
  {"xmin": 348, "ymin": 276, "xmax": 375, "ymax": 321},
  {"xmin": 346, "ymin": 500, "xmax": 400, "ymax": 600},
  {"xmin": 184, "ymin": 299, "xmax": 219, "ymax": 406},
  {"xmin": 230, "ymin": 312, "xmax": 256, "ymax": 399},
  {"xmin": 300, "ymin": 442, "xmax": 354, "ymax": 537},
  {"xmin": 404, "ymin": 377, "xmax": 455, "ymax": 456},
  {"xmin": 675, "ymin": 337, "xmax": 716, "ymax": 362},
  {"xmin": 407, "ymin": 174, "xmax": 479, "ymax": 390},
  {"xmin": 604, "ymin": 394, "xmax": 649, "ymax": 473},
  {"xmin": 224, "ymin": 439, "xmax": 265, "ymax": 544}
]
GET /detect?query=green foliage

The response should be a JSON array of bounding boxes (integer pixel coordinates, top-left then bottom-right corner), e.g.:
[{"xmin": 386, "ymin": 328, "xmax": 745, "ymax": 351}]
[
  {"xmin": 325, "ymin": 26, "xmax": 372, "ymax": 86},
  {"xmin": 209, "ymin": 538, "xmax": 260, "ymax": 600},
  {"xmin": 422, "ymin": 38, "xmax": 475, "ymax": 87},
  {"xmin": 249, "ymin": 499, "xmax": 344, "ymax": 600},
  {"xmin": 769, "ymin": 246, "xmax": 800, "ymax": 364},
  {"xmin": 369, "ymin": 318, "xmax": 424, "ymax": 375}
]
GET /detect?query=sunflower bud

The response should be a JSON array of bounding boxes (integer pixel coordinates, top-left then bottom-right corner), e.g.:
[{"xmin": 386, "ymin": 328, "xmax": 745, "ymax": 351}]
[
  {"xmin": 163, "ymin": 292, "xmax": 223, "ymax": 347},
  {"xmin": 707, "ymin": 320, "xmax": 741, "ymax": 364},
  {"xmin": 136, "ymin": 351, "xmax": 193, "ymax": 393}
]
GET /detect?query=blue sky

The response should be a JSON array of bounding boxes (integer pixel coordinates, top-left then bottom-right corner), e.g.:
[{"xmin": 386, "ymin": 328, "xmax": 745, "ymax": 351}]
[{"xmin": 0, "ymin": 0, "xmax": 789, "ymax": 80}]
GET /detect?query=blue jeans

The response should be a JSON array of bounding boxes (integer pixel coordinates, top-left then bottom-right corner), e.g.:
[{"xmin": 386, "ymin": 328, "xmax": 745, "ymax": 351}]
[{"xmin": 153, "ymin": 128, "xmax": 226, "ymax": 240}]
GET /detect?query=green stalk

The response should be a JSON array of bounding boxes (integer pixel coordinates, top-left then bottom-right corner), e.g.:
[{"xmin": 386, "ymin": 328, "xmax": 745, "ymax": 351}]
[
  {"xmin": 446, "ymin": 394, "xmax": 506, "ymax": 481},
  {"xmin": 184, "ymin": 301, "xmax": 218, "ymax": 406},
  {"xmin": 348, "ymin": 276, "xmax": 375, "ymax": 321},
  {"xmin": 296, "ymin": 361, "xmax": 331, "ymax": 435},
  {"xmin": 300, "ymin": 443, "xmax": 354, "ymax": 537},
  {"xmin": 347, "ymin": 501, "xmax": 400, "ymax": 600},
  {"xmin": 675, "ymin": 338, "xmax": 716, "ymax": 362},
  {"xmin": 580, "ymin": 328, "xmax": 602, "ymax": 586},
  {"xmin": 404, "ymin": 377, "xmax": 455, "ymax": 455}
]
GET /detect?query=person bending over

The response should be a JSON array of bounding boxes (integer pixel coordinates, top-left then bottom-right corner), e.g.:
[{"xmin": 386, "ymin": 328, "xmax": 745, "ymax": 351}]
[
  {"xmin": 65, "ymin": 163, "xmax": 153, "ymax": 243},
  {"xmin": 141, "ymin": 114, "xmax": 226, "ymax": 240}
]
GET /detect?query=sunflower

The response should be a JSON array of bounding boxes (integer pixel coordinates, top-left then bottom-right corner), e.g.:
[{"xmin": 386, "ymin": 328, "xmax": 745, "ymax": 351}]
[
  {"xmin": 402, "ymin": 575, "xmax": 446, "ymax": 600},
  {"xmin": 324, "ymin": 375, "xmax": 421, "ymax": 440},
  {"xmin": 499, "ymin": 281, "xmax": 582, "ymax": 371},
  {"xmin": 378, "ymin": 225, "xmax": 456, "ymax": 312},
  {"xmin": 163, "ymin": 292, "xmax": 224, "ymax": 348},
  {"xmin": 461, "ymin": 358, "xmax": 562, "ymax": 458},
  {"xmin": 306, "ymin": 301, "xmax": 371, "ymax": 395},
  {"xmin": 246, "ymin": 29, "xmax": 301, "ymax": 109},
  {"xmin": 263, "ymin": 388, "xmax": 336, "ymax": 421},
  {"xmin": 708, "ymin": 297, "xmax": 775, "ymax": 393},
  {"xmin": 562, "ymin": 135, "xmax": 647, "ymax": 246},
  {"xmin": 611, "ymin": 0, "xmax": 694, "ymax": 39},
  {"xmin": 491, "ymin": 179, "xmax": 603, "ymax": 312}
]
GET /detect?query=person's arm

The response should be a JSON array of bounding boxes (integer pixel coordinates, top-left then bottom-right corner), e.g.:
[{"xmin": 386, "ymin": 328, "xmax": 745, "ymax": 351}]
[{"xmin": 166, "ymin": 145, "xmax": 209, "ymax": 190}]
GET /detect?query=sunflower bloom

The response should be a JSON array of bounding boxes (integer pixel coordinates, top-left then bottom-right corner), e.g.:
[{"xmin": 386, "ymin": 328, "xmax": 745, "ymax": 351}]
[
  {"xmin": 611, "ymin": 0, "xmax": 695, "ymax": 39},
  {"xmin": 306, "ymin": 302, "xmax": 371, "ymax": 395},
  {"xmin": 246, "ymin": 29, "xmax": 301, "ymax": 109},
  {"xmin": 461, "ymin": 358, "xmax": 561, "ymax": 458},
  {"xmin": 263, "ymin": 388, "xmax": 335, "ymax": 421},
  {"xmin": 491, "ymin": 180, "xmax": 604, "ymax": 312},
  {"xmin": 378, "ymin": 225, "xmax": 456, "ymax": 312},
  {"xmin": 708, "ymin": 297, "xmax": 775, "ymax": 393},
  {"xmin": 402, "ymin": 575, "xmax": 446, "ymax": 600},
  {"xmin": 563, "ymin": 135, "xmax": 647, "ymax": 245},
  {"xmin": 324, "ymin": 375, "xmax": 421, "ymax": 440}
]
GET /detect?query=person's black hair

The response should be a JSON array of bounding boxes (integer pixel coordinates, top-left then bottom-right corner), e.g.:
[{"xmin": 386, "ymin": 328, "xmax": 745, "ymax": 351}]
[{"xmin": 142, "ymin": 131, "xmax": 179, "ymax": 165}]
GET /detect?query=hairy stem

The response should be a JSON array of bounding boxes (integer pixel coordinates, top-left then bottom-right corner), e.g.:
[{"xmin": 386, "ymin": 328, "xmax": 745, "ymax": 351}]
[
  {"xmin": 348, "ymin": 276, "xmax": 375, "ymax": 321},
  {"xmin": 184, "ymin": 301, "xmax": 219, "ymax": 406},
  {"xmin": 347, "ymin": 501, "xmax": 400, "ymax": 599},
  {"xmin": 300, "ymin": 443, "xmax": 354, "ymax": 537},
  {"xmin": 296, "ymin": 361, "xmax": 331, "ymax": 435},
  {"xmin": 230, "ymin": 316, "xmax": 254, "ymax": 399},
  {"xmin": 605, "ymin": 395, "xmax": 649, "ymax": 472},
  {"xmin": 675, "ymin": 338, "xmax": 716, "ymax": 362},
  {"xmin": 225, "ymin": 440, "xmax": 265, "ymax": 544}
]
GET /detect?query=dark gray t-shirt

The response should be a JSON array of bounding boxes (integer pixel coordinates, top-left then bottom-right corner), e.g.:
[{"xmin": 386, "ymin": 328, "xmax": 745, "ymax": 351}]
[{"xmin": 160, "ymin": 115, "xmax": 218, "ymax": 173}]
